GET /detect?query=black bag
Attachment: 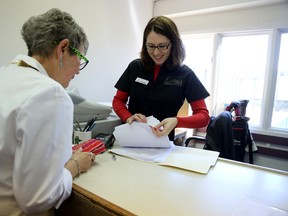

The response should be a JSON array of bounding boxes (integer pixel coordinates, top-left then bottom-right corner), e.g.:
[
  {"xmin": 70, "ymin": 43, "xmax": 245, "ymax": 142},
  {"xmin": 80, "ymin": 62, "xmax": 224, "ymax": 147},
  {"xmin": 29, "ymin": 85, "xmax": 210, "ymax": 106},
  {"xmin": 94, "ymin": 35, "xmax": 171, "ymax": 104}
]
[
  {"xmin": 232, "ymin": 120, "xmax": 249, "ymax": 162},
  {"xmin": 94, "ymin": 133, "xmax": 115, "ymax": 149},
  {"xmin": 204, "ymin": 110, "xmax": 251, "ymax": 162},
  {"xmin": 226, "ymin": 100, "xmax": 251, "ymax": 162}
]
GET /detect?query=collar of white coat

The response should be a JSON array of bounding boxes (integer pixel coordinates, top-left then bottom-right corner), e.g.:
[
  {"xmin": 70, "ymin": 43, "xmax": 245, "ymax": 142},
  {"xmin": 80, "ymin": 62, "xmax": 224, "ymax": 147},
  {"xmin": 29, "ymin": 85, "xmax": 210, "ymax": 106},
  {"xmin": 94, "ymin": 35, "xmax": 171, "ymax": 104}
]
[{"xmin": 11, "ymin": 54, "xmax": 48, "ymax": 76}]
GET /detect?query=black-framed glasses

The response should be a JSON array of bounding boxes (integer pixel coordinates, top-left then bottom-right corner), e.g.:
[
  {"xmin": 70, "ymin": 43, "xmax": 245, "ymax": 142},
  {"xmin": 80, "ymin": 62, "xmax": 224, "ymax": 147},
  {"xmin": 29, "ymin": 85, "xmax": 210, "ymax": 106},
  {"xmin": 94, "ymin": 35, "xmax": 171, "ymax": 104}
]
[
  {"xmin": 69, "ymin": 46, "xmax": 89, "ymax": 70},
  {"xmin": 146, "ymin": 42, "xmax": 170, "ymax": 51},
  {"xmin": 54, "ymin": 41, "xmax": 89, "ymax": 70}
]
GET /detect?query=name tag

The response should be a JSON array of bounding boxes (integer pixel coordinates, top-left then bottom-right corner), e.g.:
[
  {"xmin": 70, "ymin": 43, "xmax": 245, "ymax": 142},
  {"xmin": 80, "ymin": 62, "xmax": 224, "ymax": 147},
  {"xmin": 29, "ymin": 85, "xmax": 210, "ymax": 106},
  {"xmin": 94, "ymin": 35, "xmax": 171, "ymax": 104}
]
[{"xmin": 135, "ymin": 77, "xmax": 149, "ymax": 85}]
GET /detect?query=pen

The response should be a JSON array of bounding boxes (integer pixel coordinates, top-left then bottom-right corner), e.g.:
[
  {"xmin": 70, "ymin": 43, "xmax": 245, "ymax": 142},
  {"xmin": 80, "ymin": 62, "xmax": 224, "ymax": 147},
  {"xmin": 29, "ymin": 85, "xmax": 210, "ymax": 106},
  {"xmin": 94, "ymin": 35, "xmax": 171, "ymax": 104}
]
[
  {"xmin": 112, "ymin": 153, "xmax": 116, "ymax": 161},
  {"xmin": 87, "ymin": 121, "xmax": 96, "ymax": 131},
  {"xmin": 83, "ymin": 118, "xmax": 95, "ymax": 132}
]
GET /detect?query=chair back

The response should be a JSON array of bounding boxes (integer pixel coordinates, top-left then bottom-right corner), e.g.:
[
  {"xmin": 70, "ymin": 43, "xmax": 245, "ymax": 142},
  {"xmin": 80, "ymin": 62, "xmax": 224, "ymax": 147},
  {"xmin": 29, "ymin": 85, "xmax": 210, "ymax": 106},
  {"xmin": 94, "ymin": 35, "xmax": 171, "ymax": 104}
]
[{"xmin": 204, "ymin": 111, "xmax": 236, "ymax": 160}]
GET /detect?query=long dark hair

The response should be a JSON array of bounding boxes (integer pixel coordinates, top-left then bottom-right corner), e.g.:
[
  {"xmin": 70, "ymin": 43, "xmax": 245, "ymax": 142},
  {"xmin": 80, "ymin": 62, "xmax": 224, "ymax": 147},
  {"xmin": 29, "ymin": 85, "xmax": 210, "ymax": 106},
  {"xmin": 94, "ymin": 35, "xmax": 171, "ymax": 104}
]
[{"xmin": 140, "ymin": 16, "xmax": 185, "ymax": 71}]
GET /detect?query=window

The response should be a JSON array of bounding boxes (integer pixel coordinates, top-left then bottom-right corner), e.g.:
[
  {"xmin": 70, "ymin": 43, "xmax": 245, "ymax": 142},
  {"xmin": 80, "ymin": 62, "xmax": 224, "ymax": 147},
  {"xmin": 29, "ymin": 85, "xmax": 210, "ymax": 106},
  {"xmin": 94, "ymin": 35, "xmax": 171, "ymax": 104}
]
[
  {"xmin": 217, "ymin": 33, "xmax": 269, "ymax": 127},
  {"xmin": 272, "ymin": 32, "xmax": 288, "ymax": 129},
  {"xmin": 182, "ymin": 29, "xmax": 288, "ymax": 138}
]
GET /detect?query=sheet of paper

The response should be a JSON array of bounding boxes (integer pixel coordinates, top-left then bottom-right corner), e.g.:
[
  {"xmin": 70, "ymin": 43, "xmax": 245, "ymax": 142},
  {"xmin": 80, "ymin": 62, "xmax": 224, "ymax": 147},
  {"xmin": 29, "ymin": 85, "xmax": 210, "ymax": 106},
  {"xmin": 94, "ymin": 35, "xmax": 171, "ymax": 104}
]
[
  {"xmin": 160, "ymin": 146, "xmax": 219, "ymax": 174},
  {"xmin": 110, "ymin": 144, "xmax": 174, "ymax": 163},
  {"xmin": 146, "ymin": 116, "xmax": 161, "ymax": 126},
  {"xmin": 113, "ymin": 116, "xmax": 172, "ymax": 148}
]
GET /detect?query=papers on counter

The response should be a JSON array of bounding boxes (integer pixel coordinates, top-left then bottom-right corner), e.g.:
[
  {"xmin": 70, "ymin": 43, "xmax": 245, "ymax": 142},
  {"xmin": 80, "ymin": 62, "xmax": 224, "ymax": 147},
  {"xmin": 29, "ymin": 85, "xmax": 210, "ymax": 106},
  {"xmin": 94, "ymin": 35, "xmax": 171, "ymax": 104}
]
[
  {"xmin": 110, "ymin": 145, "xmax": 173, "ymax": 163},
  {"xmin": 111, "ymin": 116, "xmax": 219, "ymax": 174},
  {"xmin": 160, "ymin": 146, "xmax": 219, "ymax": 174},
  {"xmin": 110, "ymin": 146, "xmax": 219, "ymax": 174}
]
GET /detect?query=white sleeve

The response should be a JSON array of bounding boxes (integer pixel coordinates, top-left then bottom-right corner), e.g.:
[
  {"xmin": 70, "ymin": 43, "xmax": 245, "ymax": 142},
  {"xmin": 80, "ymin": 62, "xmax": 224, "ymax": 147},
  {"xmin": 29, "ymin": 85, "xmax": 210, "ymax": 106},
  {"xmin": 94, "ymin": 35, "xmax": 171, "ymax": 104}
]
[{"xmin": 13, "ymin": 84, "xmax": 73, "ymax": 214}]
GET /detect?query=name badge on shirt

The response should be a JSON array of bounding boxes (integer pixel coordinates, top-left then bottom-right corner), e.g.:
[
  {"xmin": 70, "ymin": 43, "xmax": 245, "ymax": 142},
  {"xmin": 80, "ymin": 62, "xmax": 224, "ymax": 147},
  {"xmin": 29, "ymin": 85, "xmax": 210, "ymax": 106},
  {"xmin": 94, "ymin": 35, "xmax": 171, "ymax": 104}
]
[{"xmin": 135, "ymin": 77, "xmax": 149, "ymax": 85}]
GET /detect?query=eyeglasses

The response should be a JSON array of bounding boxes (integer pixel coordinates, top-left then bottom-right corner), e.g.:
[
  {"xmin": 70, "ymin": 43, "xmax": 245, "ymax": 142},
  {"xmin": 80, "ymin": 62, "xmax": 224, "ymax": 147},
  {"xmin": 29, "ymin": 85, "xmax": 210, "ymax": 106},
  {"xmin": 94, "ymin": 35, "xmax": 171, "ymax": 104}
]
[
  {"xmin": 54, "ymin": 41, "xmax": 89, "ymax": 70},
  {"xmin": 146, "ymin": 42, "xmax": 170, "ymax": 51},
  {"xmin": 69, "ymin": 46, "xmax": 89, "ymax": 70}
]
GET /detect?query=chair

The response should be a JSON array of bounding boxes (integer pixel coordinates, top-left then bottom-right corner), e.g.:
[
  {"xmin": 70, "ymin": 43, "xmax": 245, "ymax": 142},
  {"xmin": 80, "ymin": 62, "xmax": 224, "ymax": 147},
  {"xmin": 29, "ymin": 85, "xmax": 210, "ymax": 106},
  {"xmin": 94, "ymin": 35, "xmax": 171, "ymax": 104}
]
[{"xmin": 185, "ymin": 100, "xmax": 254, "ymax": 164}]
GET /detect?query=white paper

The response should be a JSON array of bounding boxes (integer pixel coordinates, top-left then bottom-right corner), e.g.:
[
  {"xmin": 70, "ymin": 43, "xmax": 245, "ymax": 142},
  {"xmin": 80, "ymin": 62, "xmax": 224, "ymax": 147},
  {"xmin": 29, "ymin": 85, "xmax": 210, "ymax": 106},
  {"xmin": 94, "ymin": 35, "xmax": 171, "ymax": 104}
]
[
  {"xmin": 160, "ymin": 146, "xmax": 219, "ymax": 174},
  {"xmin": 110, "ymin": 144, "xmax": 174, "ymax": 163},
  {"xmin": 113, "ymin": 116, "xmax": 172, "ymax": 148},
  {"xmin": 146, "ymin": 116, "xmax": 161, "ymax": 127},
  {"xmin": 112, "ymin": 116, "xmax": 219, "ymax": 174}
]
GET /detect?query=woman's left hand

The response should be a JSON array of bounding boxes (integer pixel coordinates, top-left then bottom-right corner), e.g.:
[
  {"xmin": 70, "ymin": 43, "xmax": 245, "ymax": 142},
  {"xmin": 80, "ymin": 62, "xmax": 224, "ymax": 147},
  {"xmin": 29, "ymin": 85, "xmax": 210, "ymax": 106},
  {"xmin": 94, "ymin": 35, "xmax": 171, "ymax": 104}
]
[{"xmin": 151, "ymin": 117, "xmax": 178, "ymax": 137}]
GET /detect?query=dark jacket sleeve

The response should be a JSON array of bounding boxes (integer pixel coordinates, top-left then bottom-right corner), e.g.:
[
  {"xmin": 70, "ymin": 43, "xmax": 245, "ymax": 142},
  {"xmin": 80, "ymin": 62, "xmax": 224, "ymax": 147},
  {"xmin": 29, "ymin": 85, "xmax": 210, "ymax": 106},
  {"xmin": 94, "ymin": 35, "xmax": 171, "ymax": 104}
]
[{"xmin": 204, "ymin": 111, "xmax": 236, "ymax": 160}]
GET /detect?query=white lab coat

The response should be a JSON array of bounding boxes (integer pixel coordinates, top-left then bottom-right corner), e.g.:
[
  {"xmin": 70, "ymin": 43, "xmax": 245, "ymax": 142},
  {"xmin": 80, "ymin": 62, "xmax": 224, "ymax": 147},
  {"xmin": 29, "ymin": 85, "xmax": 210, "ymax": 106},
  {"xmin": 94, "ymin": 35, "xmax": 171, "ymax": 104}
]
[{"xmin": 0, "ymin": 55, "xmax": 73, "ymax": 215}]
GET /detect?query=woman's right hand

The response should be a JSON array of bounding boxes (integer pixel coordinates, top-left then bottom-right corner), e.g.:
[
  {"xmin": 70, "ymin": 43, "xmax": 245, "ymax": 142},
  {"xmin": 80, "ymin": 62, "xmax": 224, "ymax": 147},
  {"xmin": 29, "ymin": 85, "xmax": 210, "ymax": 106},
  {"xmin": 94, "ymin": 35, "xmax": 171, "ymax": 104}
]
[
  {"xmin": 126, "ymin": 113, "xmax": 147, "ymax": 124},
  {"xmin": 66, "ymin": 148, "xmax": 95, "ymax": 178}
]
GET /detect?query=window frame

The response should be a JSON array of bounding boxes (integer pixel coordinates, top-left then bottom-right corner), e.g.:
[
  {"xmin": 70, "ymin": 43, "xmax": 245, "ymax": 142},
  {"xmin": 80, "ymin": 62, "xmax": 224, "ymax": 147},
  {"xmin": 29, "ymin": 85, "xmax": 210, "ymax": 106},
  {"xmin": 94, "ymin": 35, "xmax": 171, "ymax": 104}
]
[{"xmin": 181, "ymin": 28, "xmax": 288, "ymax": 138}]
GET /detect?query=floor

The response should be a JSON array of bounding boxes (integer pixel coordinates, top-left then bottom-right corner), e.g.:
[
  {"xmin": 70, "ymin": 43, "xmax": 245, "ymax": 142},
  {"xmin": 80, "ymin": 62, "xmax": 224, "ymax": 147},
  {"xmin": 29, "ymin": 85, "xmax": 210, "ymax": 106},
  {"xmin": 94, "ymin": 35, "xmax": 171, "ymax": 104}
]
[{"xmin": 244, "ymin": 152, "xmax": 288, "ymax": 172}]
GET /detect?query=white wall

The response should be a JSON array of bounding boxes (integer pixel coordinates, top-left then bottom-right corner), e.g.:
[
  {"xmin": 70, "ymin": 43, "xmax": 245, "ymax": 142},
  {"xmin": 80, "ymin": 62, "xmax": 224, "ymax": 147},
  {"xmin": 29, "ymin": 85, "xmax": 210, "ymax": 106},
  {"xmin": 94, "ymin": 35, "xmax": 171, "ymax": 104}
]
[
  {"xmin": 0, "ymin": 0, "xmax": 154, "ymax": 103},
  {"xmin": 153, "ymin": 0, "xmax": 287, "ymax": 16},
  {"xmin": 154, "ymin": 0, "xmax": 288, "ymax": 34},
  {"xmin": 2, "ymin": 0, "xmax": 288, "ymax": 104}
]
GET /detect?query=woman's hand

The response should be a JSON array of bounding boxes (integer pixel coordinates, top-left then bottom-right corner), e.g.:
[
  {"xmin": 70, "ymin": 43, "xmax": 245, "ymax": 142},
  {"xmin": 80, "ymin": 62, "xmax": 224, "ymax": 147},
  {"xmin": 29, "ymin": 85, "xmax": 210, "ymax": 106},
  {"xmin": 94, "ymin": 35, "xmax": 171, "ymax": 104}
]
[
  {"xmin": 66, "ymin": 148, "xmax": 95, "ymax": 178},
  {"xmin": 72, "ymin": 149, "xmax": 95, "ymax": 172},
  {"xmin": 151, "ymin": 117, "xmax": 178, "ymax": 137},
  {"xmin": 126, "ymin": 113, "xmax": 147, "ymax": 124}
]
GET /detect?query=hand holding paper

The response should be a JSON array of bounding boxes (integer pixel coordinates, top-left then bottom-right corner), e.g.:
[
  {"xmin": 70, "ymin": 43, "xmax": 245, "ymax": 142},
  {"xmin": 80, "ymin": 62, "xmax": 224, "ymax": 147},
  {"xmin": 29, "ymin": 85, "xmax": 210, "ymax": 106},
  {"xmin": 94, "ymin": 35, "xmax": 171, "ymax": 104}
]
[
  {"xmin": 126, "ymin": 113, "xmax": 147, "ymax": 124},
  {"xmin": 113, "ymin": 116, "xmax": 173, "ymax": 148},
  {"xmin": 151, "ymin": 117, "xmax": 178, "ymax": 137}
]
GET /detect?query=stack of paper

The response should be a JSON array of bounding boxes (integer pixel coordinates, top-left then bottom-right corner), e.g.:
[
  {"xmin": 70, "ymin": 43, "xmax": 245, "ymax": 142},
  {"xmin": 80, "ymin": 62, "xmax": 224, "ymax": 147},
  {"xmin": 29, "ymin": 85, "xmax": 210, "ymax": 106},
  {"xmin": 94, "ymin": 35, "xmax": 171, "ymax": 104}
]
[
  {"xmin": 110, "ymin": 146, "xmax": 173, "ymax": 163},
  {"xmin": 112, "ymin": 116, "xmax": 174, "ymax": 162},
  {"xmin": 112, "ymin": 116, "xmax": 219, "ymax": 174},
  {"xmin": 113, "ymin": 116, "xmax": 172, "ymax": 148}
]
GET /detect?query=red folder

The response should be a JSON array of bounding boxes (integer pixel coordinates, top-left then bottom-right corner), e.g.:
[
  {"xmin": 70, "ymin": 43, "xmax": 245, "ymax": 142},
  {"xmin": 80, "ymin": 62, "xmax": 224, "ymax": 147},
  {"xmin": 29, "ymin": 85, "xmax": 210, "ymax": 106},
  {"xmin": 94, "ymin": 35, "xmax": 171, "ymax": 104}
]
[{"xmin": 72, "ymin": 139, "xmax": 106, "ymax": 155}]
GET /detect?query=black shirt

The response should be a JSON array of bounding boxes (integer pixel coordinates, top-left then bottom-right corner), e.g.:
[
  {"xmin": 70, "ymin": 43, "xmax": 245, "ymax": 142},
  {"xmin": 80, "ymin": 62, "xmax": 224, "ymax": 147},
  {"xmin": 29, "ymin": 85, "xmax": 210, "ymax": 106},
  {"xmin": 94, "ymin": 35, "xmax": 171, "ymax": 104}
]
[{"xmin": 115, "ymin": 58, "xmax": 210, "ymax": 140}]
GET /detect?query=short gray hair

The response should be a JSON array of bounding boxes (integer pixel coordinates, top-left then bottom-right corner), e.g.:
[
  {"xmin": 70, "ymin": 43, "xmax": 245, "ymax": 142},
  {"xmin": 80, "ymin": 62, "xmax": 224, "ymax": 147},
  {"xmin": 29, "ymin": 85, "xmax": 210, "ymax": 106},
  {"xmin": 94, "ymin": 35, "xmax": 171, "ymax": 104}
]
[{"xmin": 21, "ymin": 8, "xmax": 89, "ymax": 57}]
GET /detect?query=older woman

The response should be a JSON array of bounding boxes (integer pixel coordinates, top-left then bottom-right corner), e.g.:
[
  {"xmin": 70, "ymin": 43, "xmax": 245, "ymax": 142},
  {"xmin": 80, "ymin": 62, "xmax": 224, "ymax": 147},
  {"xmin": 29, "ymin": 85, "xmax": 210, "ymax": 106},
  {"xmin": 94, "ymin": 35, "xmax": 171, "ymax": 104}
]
[{"xmin": 0, "ymin": 8, "xmax": 94, "ymax": 215}]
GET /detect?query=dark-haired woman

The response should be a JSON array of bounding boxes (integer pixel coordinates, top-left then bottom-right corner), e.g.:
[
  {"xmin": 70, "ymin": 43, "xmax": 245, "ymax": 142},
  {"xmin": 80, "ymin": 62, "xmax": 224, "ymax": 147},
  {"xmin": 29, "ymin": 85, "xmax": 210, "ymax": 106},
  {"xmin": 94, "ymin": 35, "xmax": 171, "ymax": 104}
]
[{"xmin": 112, "ymin": 16, "xmax": 210, "ymax": 141}]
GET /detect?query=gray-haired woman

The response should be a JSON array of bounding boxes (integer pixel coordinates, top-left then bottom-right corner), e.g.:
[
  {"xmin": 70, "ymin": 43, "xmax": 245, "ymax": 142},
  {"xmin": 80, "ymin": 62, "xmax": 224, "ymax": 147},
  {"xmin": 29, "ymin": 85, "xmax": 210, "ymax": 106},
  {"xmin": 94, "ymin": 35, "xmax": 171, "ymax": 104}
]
[{"xmin": 0, "ymin": 8, "xmax": 94, "ymax": 216}]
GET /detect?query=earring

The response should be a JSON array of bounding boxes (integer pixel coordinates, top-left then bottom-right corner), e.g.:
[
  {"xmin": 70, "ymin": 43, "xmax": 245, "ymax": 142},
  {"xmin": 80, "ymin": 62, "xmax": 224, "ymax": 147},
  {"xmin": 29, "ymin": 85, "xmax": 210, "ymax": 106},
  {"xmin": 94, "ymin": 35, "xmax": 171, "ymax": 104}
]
[{"xmin": 59, "ymin": 56, "xmax": 63, "ymax": 68}]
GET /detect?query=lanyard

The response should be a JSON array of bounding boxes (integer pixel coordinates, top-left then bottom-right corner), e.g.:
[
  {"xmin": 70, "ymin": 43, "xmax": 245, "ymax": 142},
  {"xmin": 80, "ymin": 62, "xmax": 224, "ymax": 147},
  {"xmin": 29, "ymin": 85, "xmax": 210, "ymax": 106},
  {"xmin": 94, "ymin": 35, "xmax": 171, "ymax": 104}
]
[{"xmin": 17, "ymin": 60, "xmax": 39, "ymax": 72}]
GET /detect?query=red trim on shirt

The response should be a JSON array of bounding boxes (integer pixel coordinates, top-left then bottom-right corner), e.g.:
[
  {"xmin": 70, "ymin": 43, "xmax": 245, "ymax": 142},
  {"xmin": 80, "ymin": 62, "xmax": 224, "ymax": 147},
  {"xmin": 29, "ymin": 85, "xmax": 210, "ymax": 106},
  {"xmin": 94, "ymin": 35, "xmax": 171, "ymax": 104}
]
[
  {"xmin": 112, "ymin": 91, "xmax": 210, "ymax": 128},
  {"xmin": 112, "ymin": 90, "xmax": 132, "ymax": 122},
  {"xmin": 177, "ymin": 99, "xmax": 210, "ymax": 128},
  {"xmin": 154, "ymin": 65, "xmax": 160, "ymax": 81}
]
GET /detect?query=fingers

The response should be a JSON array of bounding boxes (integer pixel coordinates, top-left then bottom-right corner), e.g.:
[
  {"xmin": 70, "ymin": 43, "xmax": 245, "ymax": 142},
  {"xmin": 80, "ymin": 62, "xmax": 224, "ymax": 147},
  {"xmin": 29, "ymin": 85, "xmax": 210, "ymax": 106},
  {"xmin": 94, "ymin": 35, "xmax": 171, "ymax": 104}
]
[
  {"xmin": 89, "ymin": 152, "xmax": 95, "ymax": 162},
  {"xmin": 126, "ymin": 117, "xmax": 134, "ymax": 124},
  {"xmin": 151, "ymin": 118, "xmax": 178, "ymax": 137},
  {"xmin": 73, "ymin": 147, "xmax": 83, "ymax": 153},
  {"xmin": 127, "ymin": 113, "xmax": 147, "ymax": 124},
  {"xmin": 71, "ymin": 151, "xmax": 95, "ymax": 174},
  {"xmin": 152, "ymin": 126, "xmax": 167, "ymax": 137},
  {"xmin": 74, "ymin": 150, "xmax": 95, "ymax": 162}
]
